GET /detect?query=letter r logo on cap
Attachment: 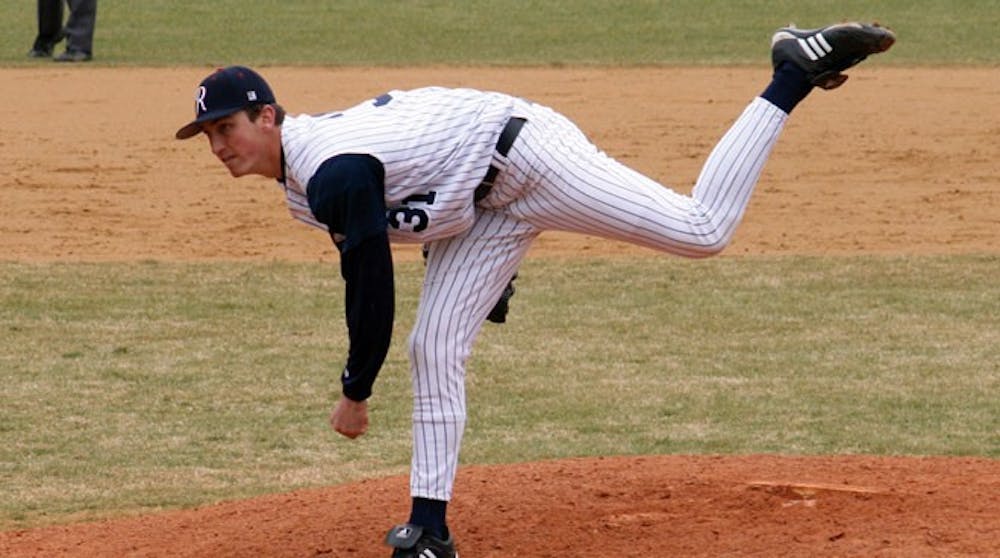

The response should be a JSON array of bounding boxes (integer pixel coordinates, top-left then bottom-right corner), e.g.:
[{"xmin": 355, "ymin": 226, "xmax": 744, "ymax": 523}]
[{"xmin": 195, "ymin": 86, "xmax": 208, "ymax": 114}]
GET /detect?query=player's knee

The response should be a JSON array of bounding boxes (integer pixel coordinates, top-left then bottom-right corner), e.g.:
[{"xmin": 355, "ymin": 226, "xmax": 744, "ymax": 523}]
[
  {"xmin": 407, "ymin": 330, "xmax": 431, "ymax": 366},
  {"xmin": 684, "ymin": 215, "xmax": 736, "ymax": 257},
  {"xmin": 666, "ymin": 232, "xmax": 729, "ymax": 258},
  {"xmin": 689, "ymin": 239, "xmax": 728, "ymax": 257},
  {"xmin": 407, "ymin": 330, "xmax": 466, "ymax": 373}
]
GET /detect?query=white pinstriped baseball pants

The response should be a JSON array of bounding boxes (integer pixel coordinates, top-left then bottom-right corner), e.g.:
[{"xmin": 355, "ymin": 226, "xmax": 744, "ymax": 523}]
[{"xmin": 409, "ymin": 97, "xmax": 787, "ymax": 500}]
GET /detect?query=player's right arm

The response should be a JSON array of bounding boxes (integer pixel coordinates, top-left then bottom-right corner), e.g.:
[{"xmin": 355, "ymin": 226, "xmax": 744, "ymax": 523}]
[{"xmin": 306, "ymin": 154, "xmax": 393, "ymax": 437}]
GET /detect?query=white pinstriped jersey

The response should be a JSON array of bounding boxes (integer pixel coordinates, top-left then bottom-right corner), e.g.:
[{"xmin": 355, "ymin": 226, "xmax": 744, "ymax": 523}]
[
  {"xmin": 277, "ymin": 85, "xmax": 792, "ymax": 504},
  {"xmin": 213, "ymin": 23, "xmax": 893, "ymax": 519},
  {"xmin": 279, "ymin": 87, "xmax": 516, "ymax": 243}
]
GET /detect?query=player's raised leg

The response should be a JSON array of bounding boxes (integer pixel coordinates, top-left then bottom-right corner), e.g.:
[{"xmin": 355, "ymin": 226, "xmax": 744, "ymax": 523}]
[
  {"xmin": 688, "ymin": 21, "xmax": 897, "ymax": 247},
  {"xmin": 499, "ymin": 89, "xmax": 786, "ymax": 257},
  {"xmin": 499, "ymin": 21, "xmax": 893, "ymax": 258}
]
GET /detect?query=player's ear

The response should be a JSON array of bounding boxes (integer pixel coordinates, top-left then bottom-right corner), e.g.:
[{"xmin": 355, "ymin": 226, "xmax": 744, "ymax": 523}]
[{"xmin": 258, "ymin": 104, "xmax": 278, "ymax": 130}]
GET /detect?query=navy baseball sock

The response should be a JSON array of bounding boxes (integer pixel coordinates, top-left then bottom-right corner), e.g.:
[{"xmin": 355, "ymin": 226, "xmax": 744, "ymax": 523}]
[
  {"xmin": 760, "ymin": 62, "xmax": 814, "ymax": 114},
  {"xmin": 409, "ymin": 497, "xmax": 448, "ymax": 539}
]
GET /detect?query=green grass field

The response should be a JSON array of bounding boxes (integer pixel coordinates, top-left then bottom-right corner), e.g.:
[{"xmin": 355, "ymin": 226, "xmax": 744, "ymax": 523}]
[
  {"xmin": 1, "ymin": 0, "xmax": 998, "ymax": 532},
  {"xmin": 2, "ymin": 257, "xmax": 998, "ymax": 528},
  {"xmin": 1, "ymin": 0, "xmax": 998, "ymax": 65}
]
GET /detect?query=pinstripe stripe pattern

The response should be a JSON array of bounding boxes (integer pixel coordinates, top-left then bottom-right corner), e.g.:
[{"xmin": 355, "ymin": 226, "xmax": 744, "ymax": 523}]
[
  {"xmin": 490, "ymin": 97, "xmax": 786, "ymax": 257},
  {"xmin": 407, "ymin": 97, "xmax": 786, "ymax": 500},
  {"xmin": 279, "ymin": 88, "xmax": 789, "ymax": 502},
  {"xmin": 409, "ymin": 210, "xmax": 536, "ymax": 500},
  {"xmin": 280, "ymin": 87, "xmax": 513, "ymax": 242}
]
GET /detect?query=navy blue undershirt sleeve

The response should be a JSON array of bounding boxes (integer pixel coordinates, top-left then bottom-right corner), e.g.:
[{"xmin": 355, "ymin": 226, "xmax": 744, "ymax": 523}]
[{"xmin": 306, "ymin": 154, "xmax": 393, "ymax": 402}]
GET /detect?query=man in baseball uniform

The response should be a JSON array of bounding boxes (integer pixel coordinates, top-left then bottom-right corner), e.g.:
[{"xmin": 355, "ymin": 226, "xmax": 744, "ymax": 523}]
[{"xmin": 176, "ymin": 22, "xmax": 894, "ymax": 557}]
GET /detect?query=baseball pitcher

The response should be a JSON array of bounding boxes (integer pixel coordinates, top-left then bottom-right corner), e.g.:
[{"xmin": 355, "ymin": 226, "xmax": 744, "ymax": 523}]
[{"xmin": 175, "ymin": 21, "xmax": 895, "ymax": 557}]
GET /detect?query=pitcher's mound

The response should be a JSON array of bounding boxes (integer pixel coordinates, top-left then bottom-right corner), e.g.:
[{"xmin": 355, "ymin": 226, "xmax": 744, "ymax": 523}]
[{"xmin": 2, "ymin": 454, "xmax": 998, "ymax": 557}]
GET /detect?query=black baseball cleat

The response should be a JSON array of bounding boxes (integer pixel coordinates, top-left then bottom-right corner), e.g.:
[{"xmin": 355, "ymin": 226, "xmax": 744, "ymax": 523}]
[
  {"xmin": 771, "ymin": 22, "xmax": 896, "ymax": 89},
  {"xmin": 54, "ymin": 49, "xmax": 93, "ymax": 62},
  {"xmin": 385, "ymin": 524, "xmax": 457, "ymax": 558}
]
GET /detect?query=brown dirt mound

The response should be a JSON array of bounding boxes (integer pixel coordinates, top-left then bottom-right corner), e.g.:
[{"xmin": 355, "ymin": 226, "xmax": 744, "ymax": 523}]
[
  {"xmin": 1, "ymin": 66, "xmax": 998, "ymax": 556},
  {"xmin": 3, "ymin": 455, "xmax": 998, "ymax": 557}
]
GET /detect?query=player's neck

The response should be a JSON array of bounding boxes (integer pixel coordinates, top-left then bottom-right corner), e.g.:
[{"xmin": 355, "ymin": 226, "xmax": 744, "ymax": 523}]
[{"xmin": 261, "ymin": 129, "xmax": 283, "ymax": 179}]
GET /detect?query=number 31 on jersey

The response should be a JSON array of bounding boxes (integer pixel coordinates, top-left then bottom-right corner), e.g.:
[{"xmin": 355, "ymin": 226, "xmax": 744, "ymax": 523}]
[{"xmin": 387, "ymin": 191, "xmax": 437, "ymax": 233}]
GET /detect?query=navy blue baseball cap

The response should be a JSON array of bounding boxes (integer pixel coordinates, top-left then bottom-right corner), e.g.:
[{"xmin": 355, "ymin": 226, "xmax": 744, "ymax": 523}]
[{"xmin": 175, "ymin": 66, "xmax": 276, "ymax": 139}]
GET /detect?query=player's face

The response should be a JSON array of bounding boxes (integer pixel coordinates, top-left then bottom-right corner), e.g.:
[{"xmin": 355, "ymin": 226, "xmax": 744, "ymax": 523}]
[{"xmin": 201, "ymin": 110, "xmax": 274, "ymax": 178}]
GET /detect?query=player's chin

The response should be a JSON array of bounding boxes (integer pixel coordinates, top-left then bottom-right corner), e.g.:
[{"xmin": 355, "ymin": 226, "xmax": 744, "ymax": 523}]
[{"xmin": 222, "ymin": 159, "xmax": 249, "ymax": 178}]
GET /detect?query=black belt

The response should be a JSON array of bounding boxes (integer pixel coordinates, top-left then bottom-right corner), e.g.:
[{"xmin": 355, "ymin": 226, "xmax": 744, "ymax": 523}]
[{"xmin": 474, "ymin": 117, "xmax": 527, "ymax": 202}]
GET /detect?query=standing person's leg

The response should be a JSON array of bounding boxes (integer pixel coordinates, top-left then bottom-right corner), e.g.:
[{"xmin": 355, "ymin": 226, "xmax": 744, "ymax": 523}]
[
  {"xmin": 30, "ymin": 0, "xmax": 64, "ymax": 55},
  {"xmin": 386, "ymin": 209, "xmax": 537, "ymax": 555},
  {"xmin": 60, "ymin": 0, "xmax": 96, "ymax": 58}
]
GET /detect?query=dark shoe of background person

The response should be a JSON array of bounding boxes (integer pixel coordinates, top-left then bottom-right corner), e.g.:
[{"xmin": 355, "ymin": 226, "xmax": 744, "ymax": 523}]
[
  {"xmin": 54, "ymin": 49, "xmax": 92, "ymax": 62},
  {"xmin": 29, "ymin": 31, "xmax": 66, "ymax": 59}
]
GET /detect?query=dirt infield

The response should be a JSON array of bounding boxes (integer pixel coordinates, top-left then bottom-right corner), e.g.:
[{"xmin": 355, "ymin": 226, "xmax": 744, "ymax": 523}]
[
  {"xmin": 3, "ymin": 66, "xmax": 997, "ymax": 262},
  {"xmin": 1, "ymin": 66, "xmax": 998, "ymax": 556},
  {"xmin": 4, "ymin": 456, "xmax": 999, "ymax": 557}
]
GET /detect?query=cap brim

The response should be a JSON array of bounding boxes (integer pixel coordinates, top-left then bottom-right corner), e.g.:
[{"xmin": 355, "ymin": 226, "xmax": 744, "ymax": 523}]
[
  {"xmin": 174, "ymin": 121, "xmax": 204, "ymax": 140},
  {"xmin": 174, "ymin": 107, "xmax": 242, "ymax": 140}
]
